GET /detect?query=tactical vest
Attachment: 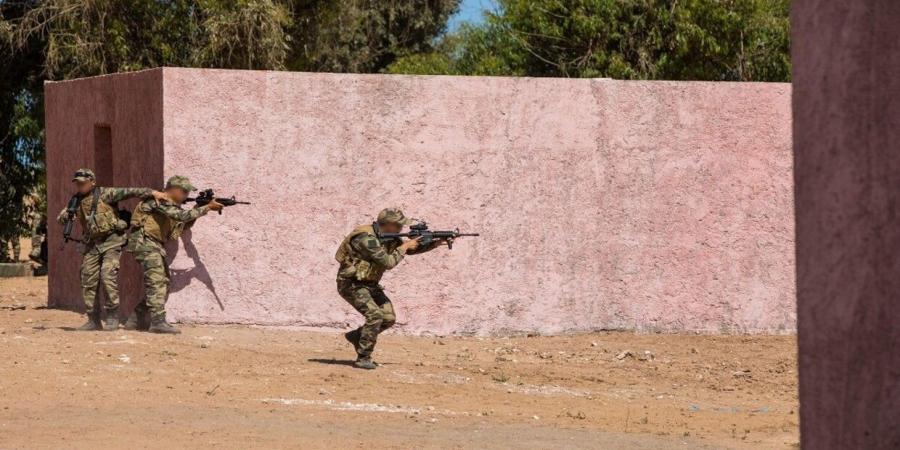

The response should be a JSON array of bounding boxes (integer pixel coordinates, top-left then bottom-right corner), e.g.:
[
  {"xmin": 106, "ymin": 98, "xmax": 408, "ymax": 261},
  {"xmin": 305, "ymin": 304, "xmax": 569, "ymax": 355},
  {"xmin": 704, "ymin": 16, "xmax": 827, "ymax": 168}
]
[
  {"xmin": 335, "ymin": 224, "xmax": 400, "ymax": 283},
  {"xmin": 130, "ymin": 200, "xmax": 186, "ymax": 243},
  {"xmin": 77, "ymin": 188, "xmax": 126, "ymax": 240}
]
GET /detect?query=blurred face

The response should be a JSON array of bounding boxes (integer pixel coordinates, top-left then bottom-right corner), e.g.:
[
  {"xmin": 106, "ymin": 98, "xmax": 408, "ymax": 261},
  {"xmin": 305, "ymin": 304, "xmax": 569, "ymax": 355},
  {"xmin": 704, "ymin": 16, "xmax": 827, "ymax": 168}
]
[
  {"xmin": 379, "ymin": 222, "xmax": 402, "ymax": 234},
  {"xmin": 74, "ymin": 179, "xmax": 95, "ymax": 195},
  {"xmin": 166, "ymin": 187, "xmax": 189, "ymax": 204}
]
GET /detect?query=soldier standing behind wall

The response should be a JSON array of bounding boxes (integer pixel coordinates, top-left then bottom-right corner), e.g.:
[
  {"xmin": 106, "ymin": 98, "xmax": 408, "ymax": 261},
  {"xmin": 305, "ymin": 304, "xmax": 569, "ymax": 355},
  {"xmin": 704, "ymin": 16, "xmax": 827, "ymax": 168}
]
[
  {"xmin": 335, "ymin": 208, "xmax": 446, "ymax": 370},
  {"xmin": 27, "ymin": 192, "xmax": 48, "ymax": 271},
  {"xmin": 28, "ymin": 212, "xmax": 47, "ymax": 265},
  {"xmin": 56, "ymin": 169, "xmax": 170, "ymax": 331},
  {"xmin": 125, "ymin": 175, "xmax": 222, "ymax": 334}
]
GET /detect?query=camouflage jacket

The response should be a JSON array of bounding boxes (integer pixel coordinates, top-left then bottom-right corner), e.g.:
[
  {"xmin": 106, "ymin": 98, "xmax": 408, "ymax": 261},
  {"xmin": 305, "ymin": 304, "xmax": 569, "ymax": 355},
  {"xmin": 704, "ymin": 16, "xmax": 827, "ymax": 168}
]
[
  {"xmin": 56, "ymin": 187, "xmax": 154, "ymax": 249},
  {"xmin": 128, "ymin": 199, "xmax": 210, "ymax": 251},
  {"xmin": 336, "ymin": 223, "xmax": 436, "ymax": 284}
]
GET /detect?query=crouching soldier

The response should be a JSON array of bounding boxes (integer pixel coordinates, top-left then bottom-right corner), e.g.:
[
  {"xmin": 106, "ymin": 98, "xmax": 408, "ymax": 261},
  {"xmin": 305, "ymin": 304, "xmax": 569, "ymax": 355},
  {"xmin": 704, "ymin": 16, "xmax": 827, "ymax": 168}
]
[
  {"xmin": 335, "ymin": 208, "xmax": 443, "ymax": 369},
  {"xmin": 124, "ymin": 176, "xmax": 222, "ymax": 334},
  {"xmin": 56, "ymin": 169, "xmax": 169, "ymax": 331}
]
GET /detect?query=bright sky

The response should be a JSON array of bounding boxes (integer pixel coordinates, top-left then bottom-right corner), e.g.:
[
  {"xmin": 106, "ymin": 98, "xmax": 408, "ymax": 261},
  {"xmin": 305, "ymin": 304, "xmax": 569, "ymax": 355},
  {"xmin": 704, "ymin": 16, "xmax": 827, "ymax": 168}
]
[{"xmin": 447, "ymin": 0, "xmax": 497, "ymax": 31}]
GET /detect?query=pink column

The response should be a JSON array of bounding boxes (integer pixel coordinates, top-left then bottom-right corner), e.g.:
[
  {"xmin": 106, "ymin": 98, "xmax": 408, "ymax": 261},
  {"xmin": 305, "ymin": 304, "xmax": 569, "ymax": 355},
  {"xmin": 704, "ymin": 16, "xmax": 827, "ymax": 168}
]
[
  {"xmin": 44, "ymin": 69, "xmax": 164, "ymax": 313},
  {"xmin": 793, "ymin": 1, "xmax": 900, "ymax": 448}
]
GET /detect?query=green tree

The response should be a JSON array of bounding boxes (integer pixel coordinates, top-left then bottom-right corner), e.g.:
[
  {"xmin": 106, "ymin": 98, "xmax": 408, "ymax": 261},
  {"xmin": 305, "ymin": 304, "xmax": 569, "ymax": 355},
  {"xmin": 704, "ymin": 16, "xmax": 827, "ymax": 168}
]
[
  {"xmin": 389, "ymin": 0, "xmax": 790, "ymax": 81},
  {"xmin": 1, "ymin": 1, "xmax": 45, "ymax": 251},
  {"xmin": 286, "ymin": 0, "xmax": 461, "ymax": 73},
  {"xmin": 7, "ymin": 0, "xmax": 293, "ymax": 77},
  {"xmin": 0, "ymin": 0, "xmax": 459, "ymax": 244}
]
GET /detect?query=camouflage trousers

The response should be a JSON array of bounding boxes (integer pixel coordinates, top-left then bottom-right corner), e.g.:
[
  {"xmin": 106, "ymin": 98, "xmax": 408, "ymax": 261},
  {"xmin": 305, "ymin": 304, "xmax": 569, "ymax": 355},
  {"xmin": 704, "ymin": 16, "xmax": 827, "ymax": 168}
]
[
  {"xmin": 29, "ymin": 229, "xmax": 44, "ymax": 262},
  {"xmin": 0, "ymin": 238, "xmax": 19, "ymax": 262},
  {"xmin": 128, "ymin": 234, "xmax": 170, "ymax": 320},
  {"xmin": 80, "ymin": 235, "xmax": 125, "ymax": 314},
  {"xmin": 337, "ymin": 280, "xmax": 396, "ymax": 358}
]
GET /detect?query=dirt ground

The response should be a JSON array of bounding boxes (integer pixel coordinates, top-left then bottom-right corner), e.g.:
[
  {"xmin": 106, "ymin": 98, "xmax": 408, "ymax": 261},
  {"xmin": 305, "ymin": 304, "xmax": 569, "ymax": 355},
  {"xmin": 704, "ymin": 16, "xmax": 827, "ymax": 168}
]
[{"xmin": 0, "ymin": 277, "xmax": 798, "ymax": 449}]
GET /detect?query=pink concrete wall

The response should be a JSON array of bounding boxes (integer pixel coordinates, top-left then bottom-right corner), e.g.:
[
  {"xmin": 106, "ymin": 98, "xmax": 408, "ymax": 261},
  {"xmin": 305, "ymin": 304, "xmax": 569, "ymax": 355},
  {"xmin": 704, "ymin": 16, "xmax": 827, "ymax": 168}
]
[
  {"xmin": 157, "ymin": 68, "xmax": 793, "ymax": 334},
  {"xmin": 794, "ymin": 0, "xmax": 900, "ymax": 448},
  {"xmin": 45, "ymin": 70, "xmax": 164, "ymax": 313}
]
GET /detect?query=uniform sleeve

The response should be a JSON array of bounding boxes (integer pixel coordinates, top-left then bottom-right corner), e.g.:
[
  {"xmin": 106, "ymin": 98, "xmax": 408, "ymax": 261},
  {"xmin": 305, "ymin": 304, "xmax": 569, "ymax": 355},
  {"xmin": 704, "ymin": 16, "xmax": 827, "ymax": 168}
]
[
  {"xmin": 406, "ymin": 241, "xmax": 439, "ymax": 255},
  {"xmin": 101, "ymin": 187, "xmax": 154, "ymax": 203},
  {"xmin": 150, "ymin": 202, "xmax": 211, "ymax": 223},
  {"xmin": 56, "ymin": 208, "xmax": 68, "ymax": 225},
  {"xmin": 351, "ymin": 234, "xmax": 405, "ymax": 269}
]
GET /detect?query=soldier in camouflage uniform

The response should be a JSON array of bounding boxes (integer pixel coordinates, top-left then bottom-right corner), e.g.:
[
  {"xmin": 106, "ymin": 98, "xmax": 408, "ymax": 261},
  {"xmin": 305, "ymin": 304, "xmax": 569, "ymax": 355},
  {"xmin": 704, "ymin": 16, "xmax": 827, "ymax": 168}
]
[
  {"xmin": 28, "ymin": 211, "xmax": 47, "ymax": 265},
  {"xmin": 28, "ymin": 192, "xmax": 47, "ymax": 265},
  {"xmin": 56, "ymin": 169, "xmax": 170, "ymax": 331},
  {"xmin": 0, "ymin": 239, "xmax": 14, "ymax": 262},
  {"xmin": 125, "ymin": 175, "xmax": 222, "ymax": 334},
  {"xmin": 335, "ymin": 208, "xmax": 444, "ymax": 369}
]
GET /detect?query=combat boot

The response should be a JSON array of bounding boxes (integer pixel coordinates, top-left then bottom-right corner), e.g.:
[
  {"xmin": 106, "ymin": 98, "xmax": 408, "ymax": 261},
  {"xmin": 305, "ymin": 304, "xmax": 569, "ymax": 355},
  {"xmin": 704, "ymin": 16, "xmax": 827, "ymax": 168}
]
[
  {"xmin": 149, "ymin": 316, "xmax": 181, "ymax": 335},
  {"xmin": 123, "ymin": 312, "xmax": 139, "ymax": 330},
  {"xmin": 344, "ymin": 328, "xmax": 361, "ymax": 353},
  {"xmin": 76, "ymin": 314, "xmax": 101, "ymax": 331},
  {"xmin": 103, "ymin": 308, "xmax": 120, "ymax": 331},
  {"xmin": 124, "ymin": 307, "xmax": 150, "ymax": 331},
  {"xmin": 353, "ymin": 357, "xmax": 377, "ymax": 370}
]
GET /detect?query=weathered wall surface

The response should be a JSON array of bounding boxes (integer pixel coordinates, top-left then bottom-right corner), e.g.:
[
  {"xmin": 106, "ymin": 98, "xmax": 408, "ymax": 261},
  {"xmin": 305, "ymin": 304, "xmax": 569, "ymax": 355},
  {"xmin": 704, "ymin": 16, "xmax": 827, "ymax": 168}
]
[
  {"xmin": 157, "ymin": 68, "xmax": 793, "ymax": 334},
  {"xmin": 794, "ymin": 1, "xmax": 900, "ymax": 448},
  {"xmin": 45, "ymin": 70, "xmax": 164, "ymax": 313}
]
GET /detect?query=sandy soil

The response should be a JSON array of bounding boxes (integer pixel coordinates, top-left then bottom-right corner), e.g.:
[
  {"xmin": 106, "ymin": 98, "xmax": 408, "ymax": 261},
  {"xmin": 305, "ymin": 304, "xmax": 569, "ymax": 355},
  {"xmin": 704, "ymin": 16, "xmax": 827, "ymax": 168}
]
[{"xmin": 0, "ymin": 277, "xmax": 798, "ymax": 449}]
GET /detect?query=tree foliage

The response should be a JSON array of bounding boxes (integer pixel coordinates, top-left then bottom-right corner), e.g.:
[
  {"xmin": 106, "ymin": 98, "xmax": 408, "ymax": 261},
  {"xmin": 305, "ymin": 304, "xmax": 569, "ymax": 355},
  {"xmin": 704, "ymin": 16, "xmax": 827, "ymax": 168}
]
[
  {"xmin": 389, "ymin": 0, "xmax": 790, "ymax": 81},
  {"xmin": 288, "ymin": 0, "xmax": 461, "ymax": 73},
  {"xmin": 0, "ymin": 0, "xmax": 459, "ymax": 242},
  {"xmin": 7, "ymin": 0, "xmax": 293, "ymax": 77}
]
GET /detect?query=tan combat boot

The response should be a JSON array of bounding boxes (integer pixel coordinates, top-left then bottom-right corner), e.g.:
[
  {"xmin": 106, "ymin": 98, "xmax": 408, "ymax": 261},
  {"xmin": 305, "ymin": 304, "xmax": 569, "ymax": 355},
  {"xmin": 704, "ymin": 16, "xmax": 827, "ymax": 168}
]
[
  {"xmin": 149, "ymin": 315, "xmax": 181, "ymax": 335},
  {"xmin": 76, "ymin": 310, "xmax": 101, "ymax": 331},
  {"xmin": 354, "ymin": 357, "xmax": 377, "ymax": 370},
  {"xmin": 124, "ymin": 306, "xmax": 150, "ymax": 331},
  {"xmin": 102, "ymin": 308, "xmax": 120, "ymax": 331}
]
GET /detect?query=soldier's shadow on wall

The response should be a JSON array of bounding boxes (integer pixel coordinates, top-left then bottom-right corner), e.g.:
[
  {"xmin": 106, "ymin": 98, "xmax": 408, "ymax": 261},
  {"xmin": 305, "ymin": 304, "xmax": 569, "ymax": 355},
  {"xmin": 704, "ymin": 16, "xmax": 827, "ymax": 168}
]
[{"xmin": 168, "ymin": 229, "xmax": 224, "ymax": 311}]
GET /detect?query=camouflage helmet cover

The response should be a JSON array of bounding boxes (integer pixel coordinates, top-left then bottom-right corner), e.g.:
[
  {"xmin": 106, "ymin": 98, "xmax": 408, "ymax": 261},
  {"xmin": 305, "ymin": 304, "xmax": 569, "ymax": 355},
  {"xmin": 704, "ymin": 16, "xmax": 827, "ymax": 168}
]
[
  {"xmin": 377, "ymin": 207, "xmax": 413, "ymax": 225},
  {"xmin": 165, "ymin": 175, "xmax": 197, "ymax": 192},
  {"xmin": 72, "ymin": 168, "xmax": 95, "ymax": 182}
]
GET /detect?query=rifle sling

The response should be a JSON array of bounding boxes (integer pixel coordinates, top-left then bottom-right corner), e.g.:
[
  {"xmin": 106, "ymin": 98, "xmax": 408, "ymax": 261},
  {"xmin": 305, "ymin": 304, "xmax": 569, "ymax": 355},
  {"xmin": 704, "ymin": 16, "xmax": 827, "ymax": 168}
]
[{"xmin": 90, "ymin": 187, "xmax": 100, "ymax": 218}]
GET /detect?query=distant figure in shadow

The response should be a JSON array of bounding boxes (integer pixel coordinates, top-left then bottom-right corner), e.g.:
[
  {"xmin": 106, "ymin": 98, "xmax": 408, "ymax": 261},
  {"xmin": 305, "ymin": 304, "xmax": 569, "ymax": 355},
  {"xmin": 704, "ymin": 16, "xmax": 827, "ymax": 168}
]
[
  {"xmin": 168, "ymin": 229, "xmax": 224, "ymax": 311},
  {"xmin": 124, "ymin": 175, "xmax": 223, "ymax": 334}
]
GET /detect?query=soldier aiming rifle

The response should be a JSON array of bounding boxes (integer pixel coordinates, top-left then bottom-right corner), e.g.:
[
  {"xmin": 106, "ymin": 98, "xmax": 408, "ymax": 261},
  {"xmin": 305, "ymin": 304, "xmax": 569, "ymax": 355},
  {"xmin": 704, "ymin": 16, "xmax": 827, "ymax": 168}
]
[{"xmin": 335, "ymin": 208, "xmax": 478, "ymax": 369}]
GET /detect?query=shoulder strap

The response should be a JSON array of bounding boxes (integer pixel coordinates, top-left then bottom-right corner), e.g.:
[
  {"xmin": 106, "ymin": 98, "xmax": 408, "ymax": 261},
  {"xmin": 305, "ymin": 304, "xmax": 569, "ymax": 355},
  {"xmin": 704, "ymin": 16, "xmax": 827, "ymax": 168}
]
[{"xmin": 90, "ymin": 187, "xmax": 101, "ymax": 217}]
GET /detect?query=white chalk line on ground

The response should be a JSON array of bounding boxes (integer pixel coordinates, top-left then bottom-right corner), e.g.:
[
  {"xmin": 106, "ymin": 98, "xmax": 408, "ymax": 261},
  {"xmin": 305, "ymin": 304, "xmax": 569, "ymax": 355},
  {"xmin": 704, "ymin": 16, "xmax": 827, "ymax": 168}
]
[
  {"xmin": 91, "ymin": 339, "xmax": 148, "ymax": 345},
  {"xmin": 260, "ymin": 398, "xmax": 467, "ymax": 416},
  {"xmin": 494, "ymin": 382, "xmax": 594, "ymax": 397},
  {"xmin": 388, "ymin": 369, "xmax": 472, "ymax": 385}
]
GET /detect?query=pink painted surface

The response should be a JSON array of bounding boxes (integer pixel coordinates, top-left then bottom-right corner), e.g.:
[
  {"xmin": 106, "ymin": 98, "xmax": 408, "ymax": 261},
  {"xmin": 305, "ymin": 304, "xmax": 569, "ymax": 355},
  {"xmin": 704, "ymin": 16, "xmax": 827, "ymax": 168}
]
[
  {"xmin": 159, "ymin": 68, "xmax": 793, "ymax": 334},
  {"xmin": 44, "ymin": 70, "xmax": 164, "ymax": 314},
  {"xmin": 45, "ymin": 68, "xmax": 793, "ymax": 334},
  {"xmin": 794, "ymin": 1, "xmax": 900, "ymax": 448}
]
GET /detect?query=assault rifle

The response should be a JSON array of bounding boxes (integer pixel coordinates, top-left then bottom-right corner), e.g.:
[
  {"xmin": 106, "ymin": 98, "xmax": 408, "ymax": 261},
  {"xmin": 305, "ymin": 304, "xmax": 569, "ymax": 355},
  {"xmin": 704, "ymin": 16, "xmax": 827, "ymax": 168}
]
[
  {"xmin": 61, "ymin": 195, "xmax": 82, "ymax": 244},
  {"xmin": 186, "ymin": 189, "xmax": 250, "ymax": 214},
  {"xmin": 378, "ymin": 221, "xmax": 479, "ymax": 249}
]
